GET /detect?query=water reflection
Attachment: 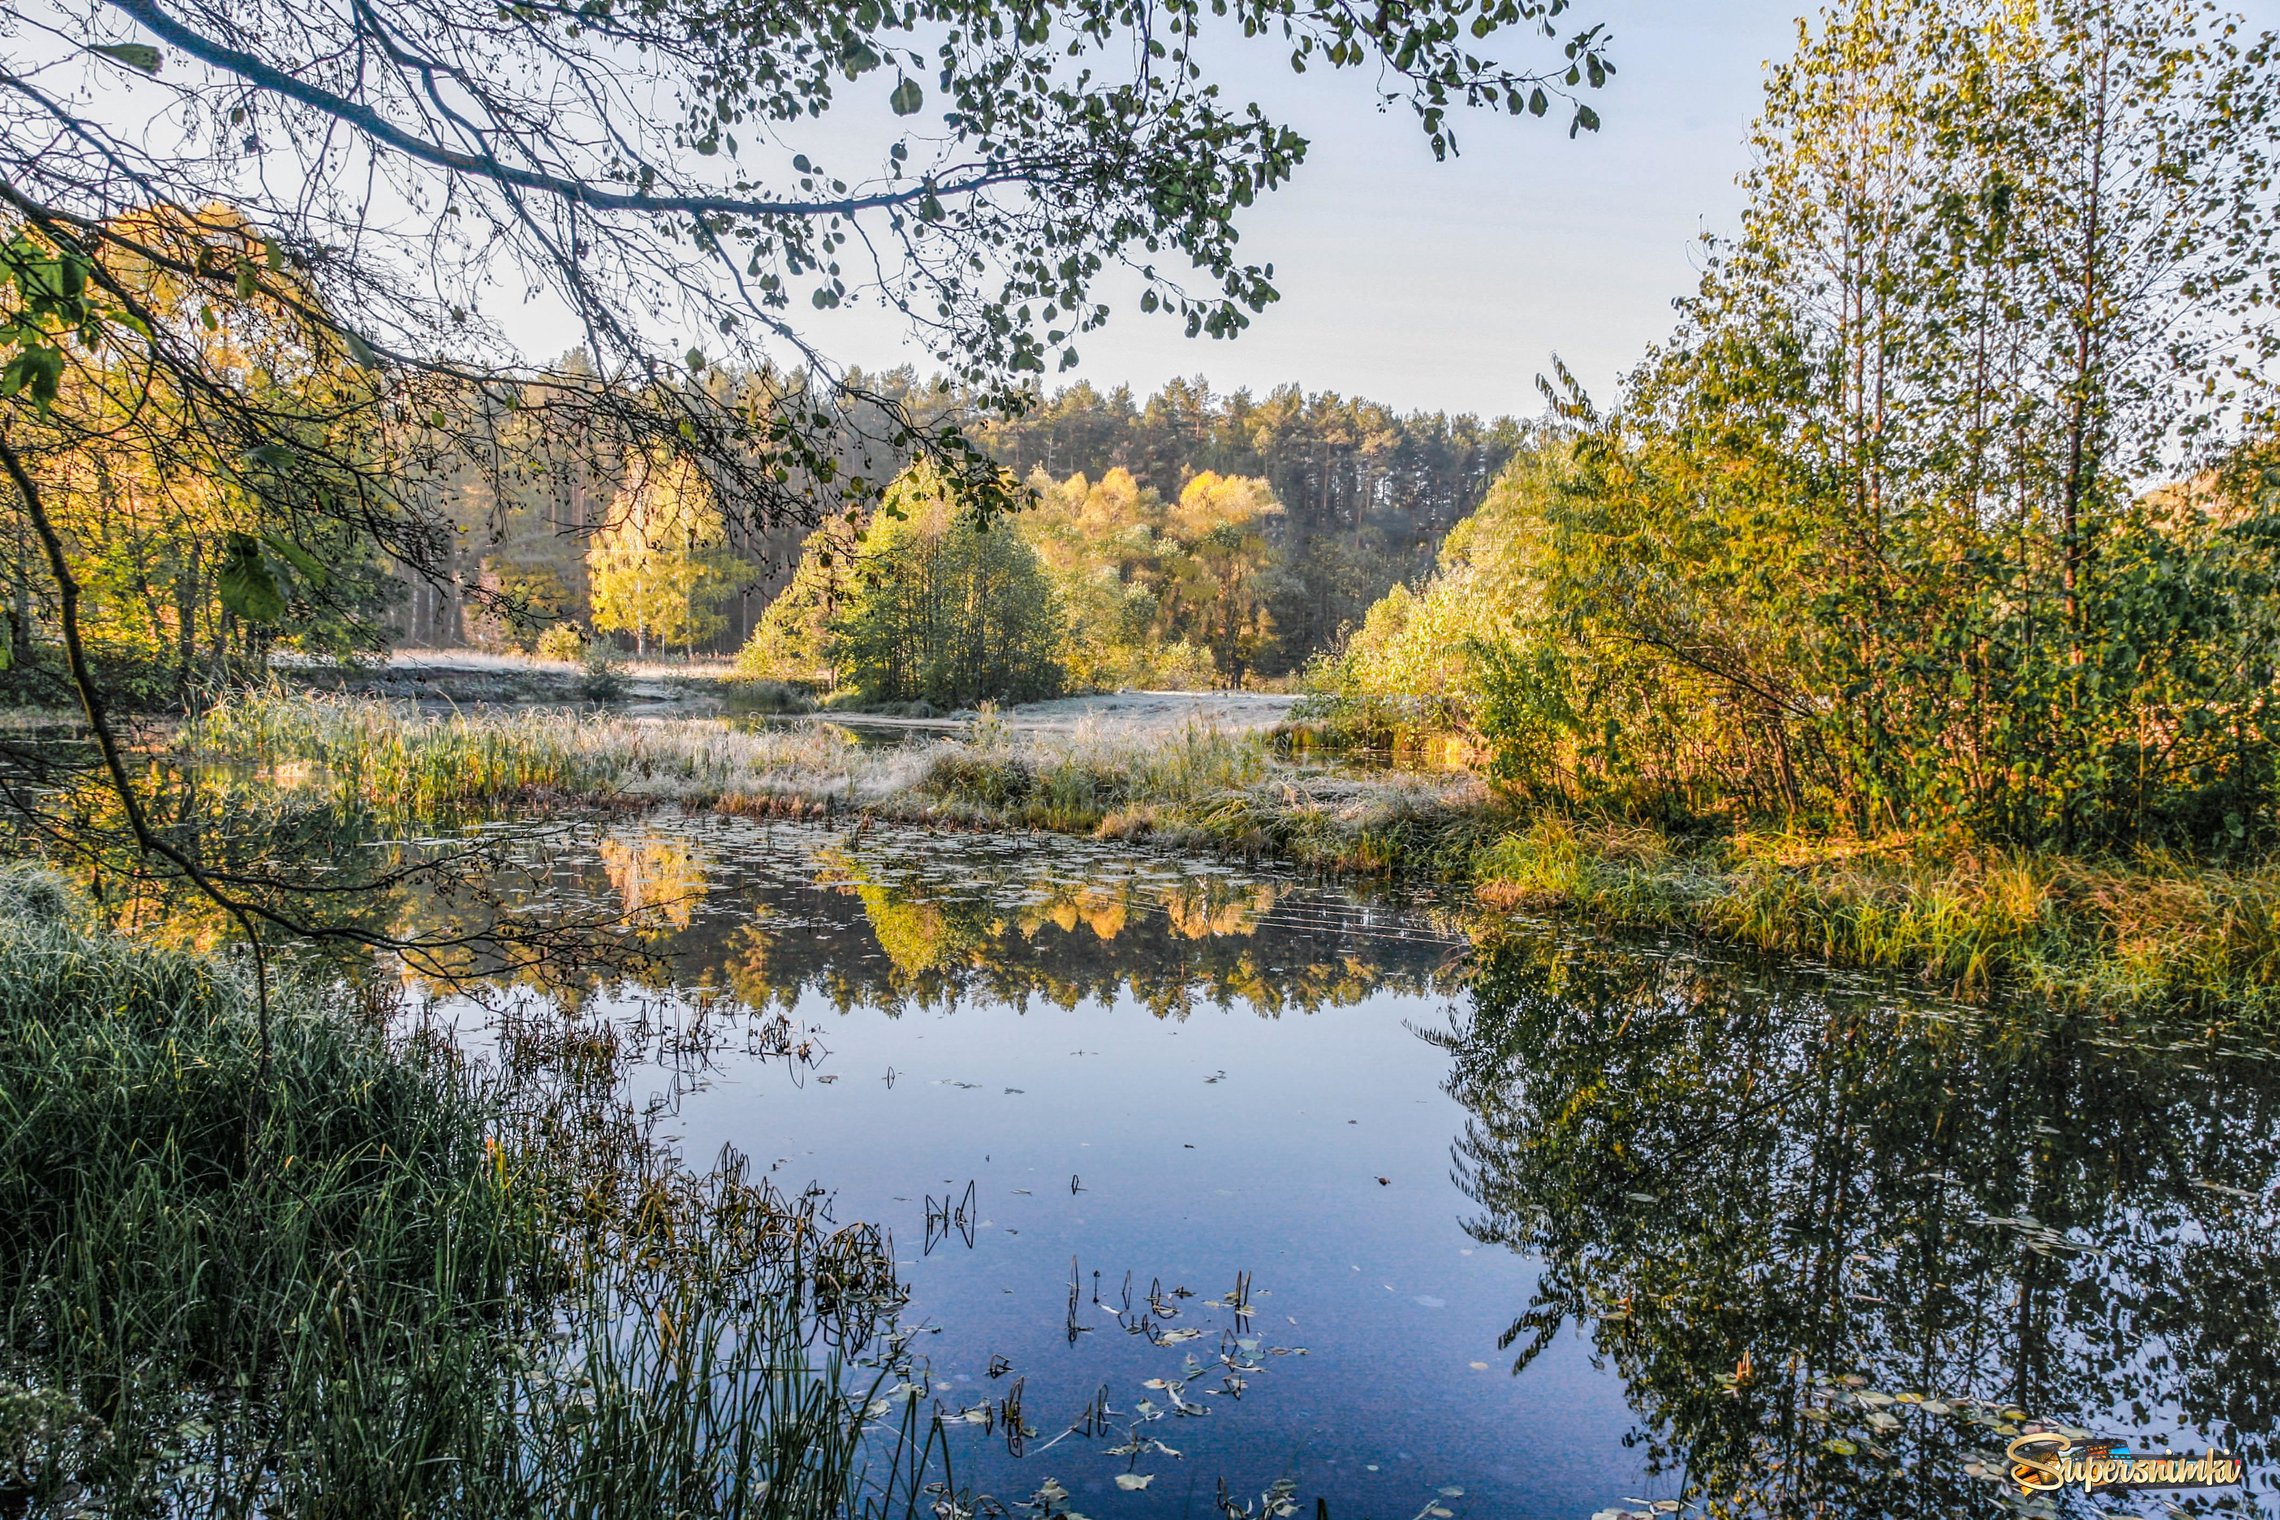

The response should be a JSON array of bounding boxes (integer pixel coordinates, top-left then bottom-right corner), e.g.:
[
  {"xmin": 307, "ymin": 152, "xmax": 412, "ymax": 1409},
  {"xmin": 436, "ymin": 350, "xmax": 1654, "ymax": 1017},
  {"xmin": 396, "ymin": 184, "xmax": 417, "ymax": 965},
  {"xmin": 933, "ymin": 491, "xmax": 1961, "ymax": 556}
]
[
  {"xmin": 388, "ymin": 815, "xmax": 1458, "ymax": 1021},
  {"xmin": 16, "ymin": 780, "xmax": 2280, "ymax": 1515},
  {"xmin": 1442, "ymin": 923, "xmax": 2280, "ymax": 1517}
]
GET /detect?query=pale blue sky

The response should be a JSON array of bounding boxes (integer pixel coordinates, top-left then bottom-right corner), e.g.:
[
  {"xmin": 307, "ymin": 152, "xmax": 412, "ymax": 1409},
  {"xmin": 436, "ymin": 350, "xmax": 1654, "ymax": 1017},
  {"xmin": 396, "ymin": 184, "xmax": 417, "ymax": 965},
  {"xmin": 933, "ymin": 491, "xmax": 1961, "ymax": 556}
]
[
  {"xmin": 488, "ymin": 0, "xmax": 2279, "ymax": 420},
  {"xmin": 1048, "ymin": 0, "xmax": 1806, "ymax": 417},
  {"xmin": 487, "ymin": 0, "xmax": 1802, "ymax": 417}
]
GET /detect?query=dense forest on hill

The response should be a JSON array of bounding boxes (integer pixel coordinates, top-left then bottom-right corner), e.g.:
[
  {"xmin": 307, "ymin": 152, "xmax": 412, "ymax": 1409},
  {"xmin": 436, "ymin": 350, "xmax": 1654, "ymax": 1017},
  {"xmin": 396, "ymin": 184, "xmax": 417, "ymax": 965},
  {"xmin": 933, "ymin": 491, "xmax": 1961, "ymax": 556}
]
[{"xmin": 385, "ymin": 371, "xmax": 1523, "ymax": 676}]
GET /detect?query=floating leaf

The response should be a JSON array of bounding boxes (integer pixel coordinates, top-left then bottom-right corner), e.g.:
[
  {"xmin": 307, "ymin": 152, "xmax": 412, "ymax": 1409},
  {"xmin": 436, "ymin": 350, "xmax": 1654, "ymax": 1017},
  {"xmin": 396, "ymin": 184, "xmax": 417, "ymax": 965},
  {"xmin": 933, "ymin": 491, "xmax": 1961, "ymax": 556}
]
[{"xmin": 1114, "ymin": 1473, "xmax": 1153, "ymax": 1491}]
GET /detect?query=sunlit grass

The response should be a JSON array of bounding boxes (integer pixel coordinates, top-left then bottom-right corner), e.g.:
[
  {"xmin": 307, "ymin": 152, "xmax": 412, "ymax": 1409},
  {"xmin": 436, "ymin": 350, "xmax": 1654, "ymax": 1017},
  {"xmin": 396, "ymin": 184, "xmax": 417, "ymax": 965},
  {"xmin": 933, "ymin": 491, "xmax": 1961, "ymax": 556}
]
[{"xmin": 1476, "ymin": 818, "xmax": 2280, "ymax": 1020}]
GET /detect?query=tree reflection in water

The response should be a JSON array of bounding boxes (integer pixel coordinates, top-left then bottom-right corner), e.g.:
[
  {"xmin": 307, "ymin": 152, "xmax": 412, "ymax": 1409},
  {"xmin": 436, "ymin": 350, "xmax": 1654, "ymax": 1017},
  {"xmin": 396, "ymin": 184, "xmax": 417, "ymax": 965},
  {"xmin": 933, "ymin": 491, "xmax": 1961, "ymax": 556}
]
[
  {"xmin": 41, "ymin": 773, "xmax": 2280, "ymax": 1515},
  {"xmin": 1437, "ymin": 922, "xmax": 2280, "ymax": 1518}
]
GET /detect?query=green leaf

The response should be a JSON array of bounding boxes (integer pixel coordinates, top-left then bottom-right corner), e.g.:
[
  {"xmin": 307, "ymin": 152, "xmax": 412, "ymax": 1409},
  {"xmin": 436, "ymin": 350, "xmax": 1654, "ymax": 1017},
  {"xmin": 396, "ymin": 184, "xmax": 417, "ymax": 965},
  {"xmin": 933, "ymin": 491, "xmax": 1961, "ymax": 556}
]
[
  {"xmin": 217, "ymin": 532, "xmax": 286, "ymax": 623},
  {"xmin": 0, "ymin": 347, "xmax": 65, "ymax": 411},
  {"xmin": 889, "ymin": 76, "xmax": 924, "ymax": 116},
  {"xmin": 91, "ymin": 42, "xmax": 161, "ymax": 74},
  {"xmin": 260, "ymin": 532, "xmax": 331, "ymax": 588}
]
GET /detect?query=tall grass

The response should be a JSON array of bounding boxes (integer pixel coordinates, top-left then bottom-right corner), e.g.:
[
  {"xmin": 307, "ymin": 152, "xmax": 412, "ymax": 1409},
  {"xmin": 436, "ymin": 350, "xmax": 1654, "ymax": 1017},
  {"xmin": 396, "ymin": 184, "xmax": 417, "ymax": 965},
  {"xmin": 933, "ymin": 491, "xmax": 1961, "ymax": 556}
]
[
  {"xmin": 0, "ymin": 865, "xmax": 923, "ymax": 1517},
  {"xmin": 186, "ymin": 691, "xmax": 922, "ymax": 817},
  {"xmin": 1476, "ymin": 818, "xmax": 2280, "ymax": 1021}
]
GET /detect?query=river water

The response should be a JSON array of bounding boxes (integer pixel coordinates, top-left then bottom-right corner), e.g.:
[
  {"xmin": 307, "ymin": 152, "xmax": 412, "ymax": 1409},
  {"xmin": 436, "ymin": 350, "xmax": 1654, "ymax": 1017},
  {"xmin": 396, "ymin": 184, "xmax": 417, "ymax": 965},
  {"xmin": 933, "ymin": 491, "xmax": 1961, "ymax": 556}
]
[{"xmin": 308, "ymin": 811, "xmax": 2280, "ymax": 1516}]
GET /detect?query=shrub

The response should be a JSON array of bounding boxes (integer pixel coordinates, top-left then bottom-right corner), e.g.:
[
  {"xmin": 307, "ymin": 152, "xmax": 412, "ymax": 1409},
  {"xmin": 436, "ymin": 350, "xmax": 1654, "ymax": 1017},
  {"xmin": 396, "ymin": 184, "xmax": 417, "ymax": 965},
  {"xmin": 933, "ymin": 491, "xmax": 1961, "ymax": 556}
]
[{"xmin": 534, "ymin": 621, "xmax": 587, "ymax": 663}]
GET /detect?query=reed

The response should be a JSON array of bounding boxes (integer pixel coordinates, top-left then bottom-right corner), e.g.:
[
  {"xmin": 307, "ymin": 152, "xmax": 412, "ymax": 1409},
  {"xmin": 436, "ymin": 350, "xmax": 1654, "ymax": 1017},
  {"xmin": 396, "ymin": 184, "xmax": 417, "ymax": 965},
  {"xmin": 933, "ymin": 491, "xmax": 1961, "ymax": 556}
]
[{"xmin": 0, "ymin": 864, "xmax": 924, "ymax": 1517}]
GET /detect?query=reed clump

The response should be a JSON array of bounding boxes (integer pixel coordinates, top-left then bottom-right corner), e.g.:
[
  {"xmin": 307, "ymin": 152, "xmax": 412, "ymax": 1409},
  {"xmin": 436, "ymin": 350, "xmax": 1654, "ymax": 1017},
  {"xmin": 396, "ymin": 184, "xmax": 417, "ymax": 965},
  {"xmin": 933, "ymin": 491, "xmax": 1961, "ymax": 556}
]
[{"xmin": 0, "ymin": 864, "xmax": 922, "ymax": 1517}]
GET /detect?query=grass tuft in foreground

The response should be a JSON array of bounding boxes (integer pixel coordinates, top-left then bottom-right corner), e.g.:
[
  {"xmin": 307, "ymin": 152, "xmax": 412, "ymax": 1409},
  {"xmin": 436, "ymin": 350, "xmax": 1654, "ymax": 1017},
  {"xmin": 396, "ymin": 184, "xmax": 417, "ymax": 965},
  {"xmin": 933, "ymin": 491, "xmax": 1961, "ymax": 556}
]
[{"xmin": 0, "ymin": 864, "xmax": 924, "ymax": 1518}]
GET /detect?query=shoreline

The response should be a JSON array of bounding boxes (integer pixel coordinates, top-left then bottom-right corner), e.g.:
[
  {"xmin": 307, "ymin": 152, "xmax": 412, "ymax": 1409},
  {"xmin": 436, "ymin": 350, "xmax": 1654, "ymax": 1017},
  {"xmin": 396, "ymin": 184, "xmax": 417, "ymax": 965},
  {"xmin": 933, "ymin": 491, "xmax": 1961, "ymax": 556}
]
[{"xmin": 167, "ymin": 692, "xmax": 2280, "ymax": 1028}]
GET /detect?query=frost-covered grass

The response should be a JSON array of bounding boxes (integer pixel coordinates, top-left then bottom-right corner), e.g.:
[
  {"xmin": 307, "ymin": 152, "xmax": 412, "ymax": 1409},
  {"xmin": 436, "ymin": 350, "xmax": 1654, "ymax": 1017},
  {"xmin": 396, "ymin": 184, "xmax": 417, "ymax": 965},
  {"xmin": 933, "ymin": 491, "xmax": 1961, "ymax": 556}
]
[
  {"xmin": 182, "ymin": 693, "xmax": 2280, "ymax": 1020},
  {"xmin": 186, "ymin": 691, "xmax": 928, "ymax": 815}
]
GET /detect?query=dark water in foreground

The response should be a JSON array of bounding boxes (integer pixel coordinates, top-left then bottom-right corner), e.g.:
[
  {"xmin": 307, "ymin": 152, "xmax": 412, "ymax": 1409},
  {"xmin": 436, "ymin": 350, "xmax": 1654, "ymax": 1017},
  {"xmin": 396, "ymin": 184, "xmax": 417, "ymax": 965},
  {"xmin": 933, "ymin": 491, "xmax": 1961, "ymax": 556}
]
[{"xmin": 230, "ymin": 813, "xmax": 2280, "ymax": 1515}]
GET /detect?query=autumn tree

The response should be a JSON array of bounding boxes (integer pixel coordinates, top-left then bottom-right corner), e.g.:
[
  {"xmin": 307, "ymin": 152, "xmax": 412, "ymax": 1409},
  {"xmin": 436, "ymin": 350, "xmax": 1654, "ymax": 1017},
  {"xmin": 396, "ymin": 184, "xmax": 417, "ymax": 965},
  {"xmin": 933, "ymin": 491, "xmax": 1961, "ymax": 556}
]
[
  {"xmin": 1163, "ymin": 471, "xmax": 1284, "ymax": 684},
  {"xmin": 585, "ymin": 448, "xmax": 732, "ymax": 657},
  {"xmin": 833, "ymin": 463, "xmax": 1063, "ymax": 708},
  {"xmin": 1018, "ymin": 467, "xmax": 1212, "ymax": 689}
]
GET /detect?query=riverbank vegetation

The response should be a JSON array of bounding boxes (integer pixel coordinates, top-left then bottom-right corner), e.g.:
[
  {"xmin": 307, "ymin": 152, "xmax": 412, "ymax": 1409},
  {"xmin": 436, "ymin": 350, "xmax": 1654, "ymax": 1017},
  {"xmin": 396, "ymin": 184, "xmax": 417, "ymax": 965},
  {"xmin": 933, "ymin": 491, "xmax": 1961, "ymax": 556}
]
[
  {"xmin": 0, "ymin": 865, "xmax": 921, "ymax": 1515},
  {"xmin": 178, "ymin": 692, "xmax": 2280, "ymax": 1022},
  {"xmin": 1289, "ymin": 0, "xmax": 2280, "ymax": 1009},
  {"xmin": 1319, "ymin": 0, "xmax": 2280, "ymax": 853}
]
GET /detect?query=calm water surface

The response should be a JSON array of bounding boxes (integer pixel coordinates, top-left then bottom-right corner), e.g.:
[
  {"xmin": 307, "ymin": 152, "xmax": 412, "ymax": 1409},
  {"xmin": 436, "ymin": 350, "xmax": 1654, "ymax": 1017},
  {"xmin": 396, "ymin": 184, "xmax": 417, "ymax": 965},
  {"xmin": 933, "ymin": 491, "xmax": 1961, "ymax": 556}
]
[{"xmin": 364, "ymin": 813, "xmax": 2280, "ymax": 1519}]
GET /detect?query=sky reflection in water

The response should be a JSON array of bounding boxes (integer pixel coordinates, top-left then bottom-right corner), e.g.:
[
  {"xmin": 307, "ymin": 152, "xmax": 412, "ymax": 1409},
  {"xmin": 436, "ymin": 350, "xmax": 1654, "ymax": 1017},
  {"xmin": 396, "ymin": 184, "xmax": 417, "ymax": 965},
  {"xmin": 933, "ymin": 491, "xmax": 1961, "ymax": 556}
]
[{"xmin": 393, "ymin": 814, "xmax": 2280, "ymax": 1520}]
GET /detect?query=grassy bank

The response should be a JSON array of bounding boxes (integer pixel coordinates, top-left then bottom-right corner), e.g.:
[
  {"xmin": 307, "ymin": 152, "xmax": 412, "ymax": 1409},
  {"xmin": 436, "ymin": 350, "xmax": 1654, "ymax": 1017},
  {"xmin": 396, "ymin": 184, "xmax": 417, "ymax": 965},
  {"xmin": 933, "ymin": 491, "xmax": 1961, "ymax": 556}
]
[
  {"xmin": 183, "ymin": 692, "xmax": 1491, "ymax": 874},
  {"xmin": 181, "ymin": 694, "xmax": 2280, "ymax": 1021},
  {"xmin": 0, "ymin": 864, "xmax": 922, "ymax": 1517},
  {"xmin": 1475, "ymin": 818, "xmax": 2280, "ymax": 1021}
]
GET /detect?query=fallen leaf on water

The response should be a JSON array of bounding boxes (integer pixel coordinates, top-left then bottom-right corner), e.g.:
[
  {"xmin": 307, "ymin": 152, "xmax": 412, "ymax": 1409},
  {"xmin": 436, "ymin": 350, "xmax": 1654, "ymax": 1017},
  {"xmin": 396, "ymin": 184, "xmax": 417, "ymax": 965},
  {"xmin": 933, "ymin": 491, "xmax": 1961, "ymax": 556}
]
[{"xmin": 1115, "ymin": 1473, "xmax": 1154, "ymax": 1491}]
